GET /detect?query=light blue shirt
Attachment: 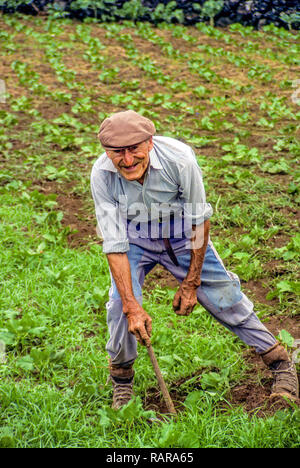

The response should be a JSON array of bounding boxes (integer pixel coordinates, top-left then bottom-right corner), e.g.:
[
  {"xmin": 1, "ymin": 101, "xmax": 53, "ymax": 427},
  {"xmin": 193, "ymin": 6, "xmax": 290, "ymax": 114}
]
[{"xmin": 91, "ymin": 135, "xmax": 213, "ymax": 253}]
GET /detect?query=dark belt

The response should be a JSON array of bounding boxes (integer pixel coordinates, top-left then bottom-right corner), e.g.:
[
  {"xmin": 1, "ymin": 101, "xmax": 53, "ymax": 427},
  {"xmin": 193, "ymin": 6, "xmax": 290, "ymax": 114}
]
[{"xmin": 163, "ymin": 238, "xmax": 179, "ymax": 266}]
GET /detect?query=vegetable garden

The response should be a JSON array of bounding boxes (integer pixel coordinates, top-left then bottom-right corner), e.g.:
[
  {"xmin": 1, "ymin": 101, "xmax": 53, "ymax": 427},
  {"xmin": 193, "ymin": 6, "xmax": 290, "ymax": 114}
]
[{"xmin": 0, "ymin": 10, "xmax": 299, "ymax": 448}]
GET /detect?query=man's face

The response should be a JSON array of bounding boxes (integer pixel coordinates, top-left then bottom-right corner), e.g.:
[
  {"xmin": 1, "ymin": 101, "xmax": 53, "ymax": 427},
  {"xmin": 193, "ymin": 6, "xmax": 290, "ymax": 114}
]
[{"xmin": 105, "ymin": 137, "xmax": 153, "ymax": 183}]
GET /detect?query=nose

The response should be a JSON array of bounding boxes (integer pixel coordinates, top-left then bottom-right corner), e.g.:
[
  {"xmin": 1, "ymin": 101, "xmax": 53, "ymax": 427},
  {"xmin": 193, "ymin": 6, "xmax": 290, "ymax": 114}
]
[{"xmin": 123, "ymin": 150, "xmax": 134, "ymax": 166}]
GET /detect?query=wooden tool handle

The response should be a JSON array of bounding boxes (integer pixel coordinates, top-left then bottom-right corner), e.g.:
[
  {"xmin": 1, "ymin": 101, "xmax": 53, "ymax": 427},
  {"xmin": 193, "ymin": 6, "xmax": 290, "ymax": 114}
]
[{"xmin": 147, "ymin": 344, "xmax": 177, "ymax": 415}]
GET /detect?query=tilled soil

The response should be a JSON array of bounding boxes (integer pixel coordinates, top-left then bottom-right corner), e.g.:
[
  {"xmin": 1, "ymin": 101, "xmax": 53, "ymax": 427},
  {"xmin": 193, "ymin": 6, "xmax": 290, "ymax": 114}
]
[{"xmin": 144, "ymin": 349, "xmax": 300, "ymax": 418}]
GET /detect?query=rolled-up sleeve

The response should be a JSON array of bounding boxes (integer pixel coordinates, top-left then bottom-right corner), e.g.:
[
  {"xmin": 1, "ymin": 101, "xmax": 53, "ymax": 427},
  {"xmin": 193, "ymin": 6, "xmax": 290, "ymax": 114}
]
[
  {"xmin": 178, "ymin": 150, "xmax": 213, "ymax": 225},
  {"xmin": 90, "ymin": 164, "xmax": 129, "ymax": 254}
]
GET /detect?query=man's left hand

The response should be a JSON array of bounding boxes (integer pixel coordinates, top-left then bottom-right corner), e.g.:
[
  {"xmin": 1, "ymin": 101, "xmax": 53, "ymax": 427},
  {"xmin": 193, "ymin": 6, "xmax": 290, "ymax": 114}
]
[{"xmin": 172, "ymin": 282, "xmax": 198, "ymax": 316}]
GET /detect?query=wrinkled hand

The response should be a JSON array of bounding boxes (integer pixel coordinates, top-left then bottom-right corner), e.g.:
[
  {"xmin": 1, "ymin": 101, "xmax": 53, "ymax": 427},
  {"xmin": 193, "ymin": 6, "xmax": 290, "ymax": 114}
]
[
  {"xmin": 124, "ymin": 302, "xmax": 152, "ymax": 347},
  {"xmin": 173, "ymin": 282, "xmax": 198, "ymax": 316}
]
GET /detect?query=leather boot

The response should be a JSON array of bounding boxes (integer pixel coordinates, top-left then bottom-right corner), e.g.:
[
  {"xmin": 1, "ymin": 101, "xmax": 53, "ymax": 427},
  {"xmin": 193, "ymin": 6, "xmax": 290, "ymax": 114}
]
[
  {"xmin": 259, "ymin": 343, "xmax": 299, "ymax": 400},
  {"xmin": 108, "ymin": 360, "xmax": 135, "ymax": 410}
]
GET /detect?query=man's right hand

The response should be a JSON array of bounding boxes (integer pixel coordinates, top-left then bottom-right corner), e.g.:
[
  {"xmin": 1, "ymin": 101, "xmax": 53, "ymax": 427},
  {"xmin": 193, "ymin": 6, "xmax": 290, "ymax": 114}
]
[
  {"xmin": 123, "ymin": 301, "xmax": 152, "ymax": 347},
  {"xmin": 106, "ymin": 253, "xmax": 152, "ymax": 346}
]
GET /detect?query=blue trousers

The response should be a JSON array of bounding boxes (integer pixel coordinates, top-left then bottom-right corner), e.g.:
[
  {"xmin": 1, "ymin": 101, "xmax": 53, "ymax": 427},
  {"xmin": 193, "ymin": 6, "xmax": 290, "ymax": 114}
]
[{"xmin": 106, "ymin": 237, "xmax": 277, "ymax": 366}]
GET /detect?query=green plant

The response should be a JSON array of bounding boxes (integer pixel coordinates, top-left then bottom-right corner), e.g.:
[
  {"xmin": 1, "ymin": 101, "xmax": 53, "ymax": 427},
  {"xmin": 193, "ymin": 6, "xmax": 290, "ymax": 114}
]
[
  {"xmin": 266, "ymin": 281, "xmax": 300, "ymax": 303},
  {"xmin": 260, "ymin": 158, "xmax": 290, "ymax": 174},
  {"xmin": 149, "ymin": 1, "xmax": 184, "ymax": 25},
  {"xmin": 117, "ymin": 0, "xmax": 148, "ymax": 21},
  {"xmin": 221, "ymin": 138, "xmax": 262, "ymax": 166},
  {"xmin": 69, "ymin": 0, "xmax": 117, "ymax": 20},
  {"xmin": 277, "ymin": 329, "xmax": 295, "ymax": 349},
  {"xmin": 280, "ymin": 11, "xmax": 300, "ymax": 31},
  {"xmin": 200, "ymin": 0, "xmax": 224, "ymax": 27}
]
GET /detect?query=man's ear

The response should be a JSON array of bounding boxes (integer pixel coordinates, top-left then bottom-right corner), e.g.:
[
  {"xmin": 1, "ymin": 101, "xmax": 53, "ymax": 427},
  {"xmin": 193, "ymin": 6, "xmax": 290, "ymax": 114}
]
[{"xmin": 148, "ymin": 136, "xmax": 154, "ymax": 151}]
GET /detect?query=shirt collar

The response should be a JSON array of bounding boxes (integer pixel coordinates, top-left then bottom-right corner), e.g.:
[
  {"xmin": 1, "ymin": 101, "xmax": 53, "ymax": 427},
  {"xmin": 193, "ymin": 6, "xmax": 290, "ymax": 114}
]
[
  {"xmin": 100, "ymin": 147, "xmax": 163, "ymax": 173},
  {"xmin": 149, "ymin": 147, "xmax": 163, "ymax": 170}
]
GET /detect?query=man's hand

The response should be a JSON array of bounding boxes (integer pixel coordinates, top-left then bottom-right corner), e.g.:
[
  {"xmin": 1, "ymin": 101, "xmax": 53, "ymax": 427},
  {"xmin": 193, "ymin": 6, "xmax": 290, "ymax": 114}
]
[
  {"xmin": 173, "ymin": 281, "xmax": 198, "ymax": 316},
  {"xmin": 124, "ymin": 301, "xmax": 152, "ymax": 347},
  {"xmin": 173, "ymin": 221, "xmax": 210, "ymax": 316}
]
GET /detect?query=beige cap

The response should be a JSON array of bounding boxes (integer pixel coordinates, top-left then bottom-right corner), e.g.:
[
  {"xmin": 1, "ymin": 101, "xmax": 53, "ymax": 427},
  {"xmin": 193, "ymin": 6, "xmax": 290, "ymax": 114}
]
[{"xmin": 98, "ymin": 110, "xmax": 156, "ymax": 149}]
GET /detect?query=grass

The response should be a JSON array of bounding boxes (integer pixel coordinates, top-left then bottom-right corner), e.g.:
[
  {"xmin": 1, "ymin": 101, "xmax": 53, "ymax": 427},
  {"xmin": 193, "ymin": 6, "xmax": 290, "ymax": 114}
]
[{"xmin": 0, "ymin": 13, "xmax": 299, "ymax": 448}]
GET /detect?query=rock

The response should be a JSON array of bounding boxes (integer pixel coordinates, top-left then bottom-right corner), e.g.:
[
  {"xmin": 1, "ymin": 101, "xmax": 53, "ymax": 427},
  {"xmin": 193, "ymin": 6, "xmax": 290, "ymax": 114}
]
[
  {"xmin": 215, "ymin": 16, "xmax": 235, "ymax": 27},
  {"xmin": 257, "ymin": 18, "xmax": 268, "ymax": 28},
  {"xmin": 0, "ymin": 0, "xmax": 299, "ymax": 30}
]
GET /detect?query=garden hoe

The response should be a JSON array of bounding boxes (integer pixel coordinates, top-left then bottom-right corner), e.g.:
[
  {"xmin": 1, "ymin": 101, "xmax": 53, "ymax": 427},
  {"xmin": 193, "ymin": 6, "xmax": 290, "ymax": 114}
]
[{"xmin": 146, "ymin": 343, "xmax": 177, "ymax": 416}]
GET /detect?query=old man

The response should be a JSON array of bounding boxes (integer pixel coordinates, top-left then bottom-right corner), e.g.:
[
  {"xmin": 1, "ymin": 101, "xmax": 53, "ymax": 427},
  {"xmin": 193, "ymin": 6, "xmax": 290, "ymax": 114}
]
[{"xmin": 91, "ymin": 110, "xmax": 298, "ymax": 409}]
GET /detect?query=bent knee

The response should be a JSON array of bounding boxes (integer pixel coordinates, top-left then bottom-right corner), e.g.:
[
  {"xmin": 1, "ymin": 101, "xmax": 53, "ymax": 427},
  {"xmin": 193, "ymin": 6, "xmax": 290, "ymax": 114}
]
[
  {"xmin": 199, "ymin": 290, "xmax": 253, "ymax": 327},
  {"xmin": 200, "ymin": 279, "xmax": 242, "ymax": 310}
]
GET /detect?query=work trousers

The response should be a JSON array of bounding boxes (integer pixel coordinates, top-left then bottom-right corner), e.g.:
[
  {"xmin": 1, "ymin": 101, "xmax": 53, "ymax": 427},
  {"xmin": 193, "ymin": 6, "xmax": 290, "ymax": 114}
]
[{"xmin": 105, "ymin": 237, "xmax": 277, "ymax": 366}]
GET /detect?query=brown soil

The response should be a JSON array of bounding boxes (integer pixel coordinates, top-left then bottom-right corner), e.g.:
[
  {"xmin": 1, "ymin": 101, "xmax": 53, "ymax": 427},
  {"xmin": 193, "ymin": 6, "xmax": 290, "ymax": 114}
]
[
  {"xmin": 144, "ymin": 264, "xmax": 180, "ymax": 290},
  {"xmin": 35, "ymin": 180, "xmax": 99, "ymax": 247},
  {"xmin": 224, "ymin": 348, "xmax": 300, "ymax": 418},
  {"xmin": 144, "ymin": 340, "xmax": 300, "ymax": 418}
]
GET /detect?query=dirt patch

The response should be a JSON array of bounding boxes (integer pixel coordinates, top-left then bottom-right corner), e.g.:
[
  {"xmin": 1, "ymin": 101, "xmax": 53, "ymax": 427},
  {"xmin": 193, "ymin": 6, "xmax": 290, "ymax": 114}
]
[
  {"xmin": 144, "ymin": 265, "xmax": 179, "ymax": 291},
  {"xmin": 225, "ymin": 346, "xmax": 300, "ymax": 417},
  {"xmin": 144, "ymin": 386, "xmax": 186, "ymax": 416},
  {"xmin": 57, "ymin": 193, "xmax": 97, "ymax": 247},
  {"xmin": 263, "ymin": 315, "xmax": 300, "ymax": 340},
  {"xmin": 36, "ymin": 180, "xmax": 99, "ymax": 247},
  {"xmin": 144, "ymin": 316, "xmax": 300, "ymax": 417},
  {"xmin": 144, "ymin": 374, "xmax": 300, "ymax": 419},
  {"xmin": 226, "ymin": 380, "xmax": 300, "ymax": 417},
  {"xmin": 144, "ymin": 355, "xmax": 300, "ymax": 418},
  {"xmin": 243, "ymin": 279, "xmax": 277, "ymax": 306}
]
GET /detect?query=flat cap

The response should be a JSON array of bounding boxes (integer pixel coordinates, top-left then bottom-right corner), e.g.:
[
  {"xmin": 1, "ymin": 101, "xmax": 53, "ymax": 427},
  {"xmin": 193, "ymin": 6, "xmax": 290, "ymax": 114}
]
[{"xmin": 98, "ymin": 110, "xmax": 156, "ymax": 150}]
